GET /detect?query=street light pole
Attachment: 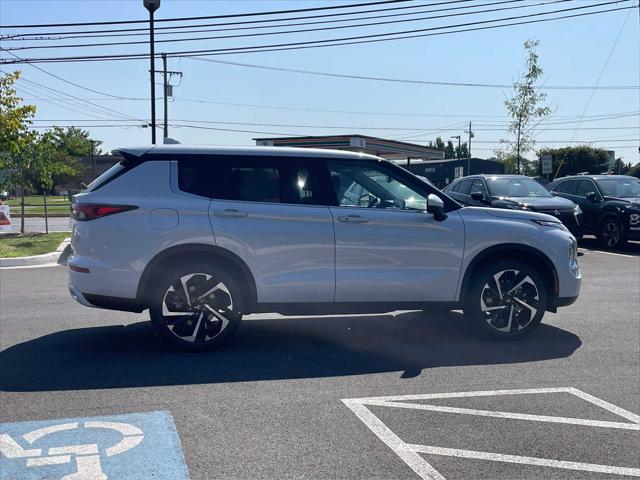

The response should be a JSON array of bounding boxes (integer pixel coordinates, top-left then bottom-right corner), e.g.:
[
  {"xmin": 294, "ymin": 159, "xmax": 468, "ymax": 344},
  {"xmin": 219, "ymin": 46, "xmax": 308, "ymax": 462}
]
[{"xmin": 144, "ymin": 0, "xmax": 160, "ymax": 144}]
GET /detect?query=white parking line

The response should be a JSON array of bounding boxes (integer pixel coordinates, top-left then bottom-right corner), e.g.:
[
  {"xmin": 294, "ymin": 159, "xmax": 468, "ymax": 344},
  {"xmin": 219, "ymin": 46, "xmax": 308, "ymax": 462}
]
[
  {"xmin": 343, "ymin": 387, "xmax": 640, "ymax": 480},
  {"xmin": 579, "ymin": 249, "xmax": 636, "ymax": 258},
  {"xmin": 408, "ymin": 445, "xmax": 640, "ymax": 477}
]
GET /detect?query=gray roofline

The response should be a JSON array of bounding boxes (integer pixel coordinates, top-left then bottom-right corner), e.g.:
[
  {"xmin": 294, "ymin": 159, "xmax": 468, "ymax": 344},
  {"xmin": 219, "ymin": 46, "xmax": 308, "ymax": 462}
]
[{"xmin": 112, "ymin": 144, "xmax": 385, "ymax": 161}]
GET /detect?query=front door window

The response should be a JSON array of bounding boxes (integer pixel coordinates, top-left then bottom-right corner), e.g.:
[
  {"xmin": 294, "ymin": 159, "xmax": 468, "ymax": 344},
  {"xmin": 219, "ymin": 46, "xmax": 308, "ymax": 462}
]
[{"xmin": 328, "ymin": 161, "xmax": 428, "ymax": 211}]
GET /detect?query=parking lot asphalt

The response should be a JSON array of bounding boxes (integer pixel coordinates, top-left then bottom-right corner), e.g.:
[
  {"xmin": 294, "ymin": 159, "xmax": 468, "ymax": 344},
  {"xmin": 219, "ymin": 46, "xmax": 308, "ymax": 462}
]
[{"xmin": 1, "ymin": 242, "xmax": 638, "ymax": 480}]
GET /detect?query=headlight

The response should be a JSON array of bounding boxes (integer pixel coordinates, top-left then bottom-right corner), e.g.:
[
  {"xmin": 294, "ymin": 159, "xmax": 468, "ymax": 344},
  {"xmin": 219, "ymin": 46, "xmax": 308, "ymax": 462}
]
[
  {"xmin": 574, "ymin": 205, "xmax": 582, "ymax": 215},
  {"xmin": 532, "ymin": 219, "xmax": 569, "ymax": 232},
  {"xmin": 569, "ymin": 240, "xmax": 578, "ymax": 269},
  {"xmin": 630, "ymin": 213, "xmax": 640, "ymax": 226}
]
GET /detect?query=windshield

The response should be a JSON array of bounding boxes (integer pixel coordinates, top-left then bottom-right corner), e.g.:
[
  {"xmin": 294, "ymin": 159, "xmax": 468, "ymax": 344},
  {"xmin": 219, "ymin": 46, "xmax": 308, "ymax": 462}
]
[
  {"xmin": 486, "ymin": 177, "xmax": 552, "ymax": 198},
  {"xmin": 596, "ymin": 178, "xmax": 640, "ymax": 198}
]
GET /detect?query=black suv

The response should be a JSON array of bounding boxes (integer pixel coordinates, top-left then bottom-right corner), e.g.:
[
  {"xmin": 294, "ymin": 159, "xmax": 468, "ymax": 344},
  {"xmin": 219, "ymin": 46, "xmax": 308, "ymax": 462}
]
[
  {"xmin": 443, "ymin": 174, "xmax": 582, "ymax": 237},
  {"xmin": 547, "ymin": 175, "xmax": 640, "ymax": 249}
]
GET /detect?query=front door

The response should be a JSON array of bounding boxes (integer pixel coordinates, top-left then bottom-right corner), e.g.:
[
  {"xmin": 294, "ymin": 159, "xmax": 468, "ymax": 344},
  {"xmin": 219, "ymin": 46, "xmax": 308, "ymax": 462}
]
[
  {"xmin": 209, "ymin": 155, "xmax": 335, "ymax": 303},
  {"xmin": 328, "ymin": 160, "xmax": 465, "ymax": 303},
  {"xmin": 572, "ymin": 179, "xmax": 602, "ymax": 232}
]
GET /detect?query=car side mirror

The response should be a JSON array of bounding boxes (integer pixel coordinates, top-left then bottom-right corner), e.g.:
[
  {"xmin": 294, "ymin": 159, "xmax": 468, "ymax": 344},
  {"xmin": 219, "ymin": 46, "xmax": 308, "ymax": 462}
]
[
  {"xmin": 585, "ymin": 192, "xmax": 599, "ymax": 202},
  {"xmin": 470, "ymin": 191, "xmax": 489, "ymax": 203},
  {"xmin": 426, "ymin": 194, "xmax": 447, "ymax": 221}
]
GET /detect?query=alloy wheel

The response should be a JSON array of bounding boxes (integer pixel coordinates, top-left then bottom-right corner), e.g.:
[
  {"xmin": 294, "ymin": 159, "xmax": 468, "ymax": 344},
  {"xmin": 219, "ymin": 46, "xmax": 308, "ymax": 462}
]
[
  {"xmin": 161, "ymin": 273, "xmax": 234, "ymax": 343},
  {"xmin": 602, "ymin": 220, "xmax": 620, "ymax": 248},
  {"xmin": 480, "ymin": 269, "xmax": 540, "ymax": 333}
]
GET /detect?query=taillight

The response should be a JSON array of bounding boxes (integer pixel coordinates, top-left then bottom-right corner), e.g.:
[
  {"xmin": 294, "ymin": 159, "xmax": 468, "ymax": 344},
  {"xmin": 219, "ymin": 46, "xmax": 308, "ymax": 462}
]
[{"xmin": 71, "ymin": 204, "xmax": 137, "ymax": 221}]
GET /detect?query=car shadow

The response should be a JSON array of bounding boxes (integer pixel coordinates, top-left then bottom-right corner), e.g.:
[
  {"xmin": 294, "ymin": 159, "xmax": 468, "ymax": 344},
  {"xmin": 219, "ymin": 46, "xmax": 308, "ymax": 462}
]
[
  {"xmin": 0, "ymin": 311, "xmax": 581, "ymax": 392},
  {"xmin": 578, "ymin": 236, "xmax": 640, "ymax": 256}
]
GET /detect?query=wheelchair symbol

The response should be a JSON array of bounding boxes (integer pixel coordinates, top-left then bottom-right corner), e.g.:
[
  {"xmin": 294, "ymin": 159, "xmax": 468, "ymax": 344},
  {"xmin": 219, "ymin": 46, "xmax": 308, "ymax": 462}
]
[{"xmin": 0, "ymin": 420, "xmax": 144, "ymax": 479}]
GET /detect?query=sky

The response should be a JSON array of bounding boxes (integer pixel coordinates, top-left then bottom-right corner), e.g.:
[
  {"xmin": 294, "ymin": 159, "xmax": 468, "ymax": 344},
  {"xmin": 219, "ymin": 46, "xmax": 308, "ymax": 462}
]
[{"xmin": 0, "ymin": 0, "xmax": 638, "ymax": 164}]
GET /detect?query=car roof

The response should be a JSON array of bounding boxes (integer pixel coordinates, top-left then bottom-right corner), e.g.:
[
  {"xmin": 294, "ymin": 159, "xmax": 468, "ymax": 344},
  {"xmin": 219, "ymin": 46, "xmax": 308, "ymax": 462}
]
[
  {"xmin": 451, "ymin": 174, "xmax": 529, "ymax": 181},
  {"xmin": 554, "ymin": 175, "xmax": 638, "ymax": 181},
  {"xmin": 113, "ymin": 144, "xmax": 385, "ymax": 162}
]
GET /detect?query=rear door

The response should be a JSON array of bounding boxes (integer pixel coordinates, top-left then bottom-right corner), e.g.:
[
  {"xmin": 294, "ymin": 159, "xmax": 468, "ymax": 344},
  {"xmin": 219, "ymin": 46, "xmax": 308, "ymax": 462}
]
[
  {"xmin": 209, "ymin": 155, "xmax": 335, "ymax": 303},
  {"xmin": 328, "ymin": 160, "xmax": 464, "ymax": 303}
]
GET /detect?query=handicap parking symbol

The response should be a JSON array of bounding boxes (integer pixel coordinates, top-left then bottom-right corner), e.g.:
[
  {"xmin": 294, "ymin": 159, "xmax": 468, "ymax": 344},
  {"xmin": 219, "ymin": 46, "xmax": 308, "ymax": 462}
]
[{"xmin": 0, "ymin": 411, "xmax": 188, "ymax": 480}]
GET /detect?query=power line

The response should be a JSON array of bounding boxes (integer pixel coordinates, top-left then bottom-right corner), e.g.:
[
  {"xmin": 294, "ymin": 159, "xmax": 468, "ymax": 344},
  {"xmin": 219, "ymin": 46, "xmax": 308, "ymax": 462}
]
[
  {"xmin": 0, "ymin": 0, "xmax": 414, "ymax": 29},
  {"xmin": 12, "ymin": 75, "xmax": 145, "ymax": 122},
  {"xmin": 17, "ymin": 94, "xmax": 640, "ymax": 121},
  {"xmin": 570, "ymin": 2, "xmax": 635, "ymax": 141},
  {"xmin": 25, "ymin": 118, "xmax": 640, "ymax": 132},
  {"xmin": 5, "ymin": 0, "xmax": 565, "ymax": 51},
  {"xmin": 0, "ymin": 0, "xmax": 483, "ymax": 39},
  {"xmin": 1, "ymin": 4, "xmax": 634, "ymax": 65},
  {"xmin": 2, "ymin": 50, "xmax": 146, "ymax": 100}
]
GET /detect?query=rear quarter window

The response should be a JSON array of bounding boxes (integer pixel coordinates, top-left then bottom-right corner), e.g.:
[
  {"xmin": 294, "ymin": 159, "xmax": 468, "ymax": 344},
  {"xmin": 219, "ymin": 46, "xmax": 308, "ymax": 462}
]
[
  {"xmin": 178, "ymin": 159, "xmax": 214, "ymax": 197},
  {"xmin": 86, "ymin": 156, "xmax": 140, "ymax": 192}
]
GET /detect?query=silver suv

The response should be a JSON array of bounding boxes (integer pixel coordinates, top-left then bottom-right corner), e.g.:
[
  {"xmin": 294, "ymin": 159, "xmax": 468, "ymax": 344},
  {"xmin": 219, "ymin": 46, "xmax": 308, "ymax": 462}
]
[{"xmin": 68, "ymin": 145, "xmax": 581, "ymax": 351}]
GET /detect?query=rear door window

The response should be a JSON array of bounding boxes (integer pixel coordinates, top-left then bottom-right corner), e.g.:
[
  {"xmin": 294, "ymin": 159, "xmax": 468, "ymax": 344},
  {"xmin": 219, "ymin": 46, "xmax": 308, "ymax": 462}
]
[
  {"xmin": 555, "ymin": 179, "xmax": 579, "ymax": 195},
  {"xmin": 213, "ymin": 156, "xmax": 330, "ymax": 206}
]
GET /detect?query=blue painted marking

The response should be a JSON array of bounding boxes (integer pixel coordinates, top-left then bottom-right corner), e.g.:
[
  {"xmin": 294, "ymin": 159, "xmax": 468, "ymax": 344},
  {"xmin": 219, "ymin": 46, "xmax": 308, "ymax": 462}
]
[{"xmin": 0, "ymin": 411, "xmax": 189, "ymax": 480}]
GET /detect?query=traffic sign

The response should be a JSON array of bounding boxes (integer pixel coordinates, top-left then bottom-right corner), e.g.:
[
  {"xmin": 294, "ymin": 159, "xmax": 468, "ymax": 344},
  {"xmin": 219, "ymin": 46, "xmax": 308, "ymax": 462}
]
[{"xmin": 541, "ymin": 155, "xmax": 553, "ymax": 175}]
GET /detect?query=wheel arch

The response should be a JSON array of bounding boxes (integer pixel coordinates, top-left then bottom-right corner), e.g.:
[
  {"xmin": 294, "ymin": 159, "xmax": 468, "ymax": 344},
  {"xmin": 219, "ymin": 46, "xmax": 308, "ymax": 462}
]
[
  {"xmin": 136, "ymin": 243, "xmax": 258, "ymax": 311},
  {"xmin": 459, "ymin": 243, "xmax": 559, "ymax": 312}
]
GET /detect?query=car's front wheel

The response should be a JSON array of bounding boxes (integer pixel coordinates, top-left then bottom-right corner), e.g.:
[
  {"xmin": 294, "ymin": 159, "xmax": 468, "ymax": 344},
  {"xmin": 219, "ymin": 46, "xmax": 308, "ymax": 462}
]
[
  {"xmin": 598, "ymin": 215, "xmax": 627, "ymax": 249},
  {"xmin": 464, "ymin": 260, "xmax": 547, "ymax": 339},
  {"xmin": 149, "ymin": 262, "xmax": 243, "ymax": 351}
]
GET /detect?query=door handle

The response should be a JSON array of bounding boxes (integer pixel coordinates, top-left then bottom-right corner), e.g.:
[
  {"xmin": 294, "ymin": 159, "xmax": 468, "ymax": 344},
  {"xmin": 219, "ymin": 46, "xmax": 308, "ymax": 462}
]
[
  {"xmin": 214, "ymin": 209, "xmax": 248, "ymax": 218},
  {"xmin": 337, "ymin": 214, "xmax": 369, "ymax": 223}
]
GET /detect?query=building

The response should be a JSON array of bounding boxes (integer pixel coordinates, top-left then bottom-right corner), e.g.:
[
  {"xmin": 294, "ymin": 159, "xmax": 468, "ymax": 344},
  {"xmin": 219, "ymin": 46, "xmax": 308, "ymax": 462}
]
[
  {"xmin": 254, "ymin": 135, "xmax": 444, "ymax": 162},
  {"xmin": 394, "ymin": 158, "xmax": 504, "ymax": 189}
]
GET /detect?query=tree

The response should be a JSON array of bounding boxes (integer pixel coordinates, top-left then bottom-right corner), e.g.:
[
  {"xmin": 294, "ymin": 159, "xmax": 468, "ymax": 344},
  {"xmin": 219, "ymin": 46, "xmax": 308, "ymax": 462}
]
[
  {"xmin": 538, "ymin": 146, "xmax": 610, "ymax": 178},
  {"xmin": 0, "ymin": 71, "xmax": 39, "ymax": 232},
  {"xmin": 499, "ymin": 40, "xmax": 551, "ymax": 173},
  {"xmin": 32, "ymin": 127, "xmax": 96, "ymax": 192},
  {"xmin": 429, "ymin": 136, "xmax": 469, "ymax": 159}
]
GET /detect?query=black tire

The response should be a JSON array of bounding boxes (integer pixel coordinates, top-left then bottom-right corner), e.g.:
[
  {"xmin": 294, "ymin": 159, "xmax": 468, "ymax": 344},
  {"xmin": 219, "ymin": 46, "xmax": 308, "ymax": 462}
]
[
  {"xmin": 463, "ymin": 260, "xmax": 548, "ymax": 340},
  {"xmin": 597, "ymin": 215, "xmax": 627, "ymax": 249},
  {"xmin": 149, "ymin": 260, "xmax": 243, "ymax": 351}
]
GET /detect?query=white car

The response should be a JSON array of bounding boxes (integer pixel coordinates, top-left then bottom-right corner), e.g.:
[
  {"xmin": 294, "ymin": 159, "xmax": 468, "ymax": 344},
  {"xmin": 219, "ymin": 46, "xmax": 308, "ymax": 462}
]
[{"xmin": 68, "ymin": 145, "xmax": 581, "ymax": 351}]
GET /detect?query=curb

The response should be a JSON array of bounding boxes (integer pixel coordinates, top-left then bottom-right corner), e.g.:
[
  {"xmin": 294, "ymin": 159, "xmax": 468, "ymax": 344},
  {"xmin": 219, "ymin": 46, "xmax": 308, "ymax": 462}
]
[{"xmin": 0, "ymin": 238, "xmax": 71, "ymax": 268}]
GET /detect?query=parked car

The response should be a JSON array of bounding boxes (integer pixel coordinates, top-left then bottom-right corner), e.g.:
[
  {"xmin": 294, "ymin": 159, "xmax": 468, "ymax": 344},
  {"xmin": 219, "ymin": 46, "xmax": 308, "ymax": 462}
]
[
  {"xmin": 443, "ymin": 174, "xmax": 582, "ymax": 238},
  {"xmin": 547, "ymin": 175, "xmax": 640, "ymax": 249},
  {"xmin": 68, "ymin": 145, "xmax": 581, "ymax": 351}
]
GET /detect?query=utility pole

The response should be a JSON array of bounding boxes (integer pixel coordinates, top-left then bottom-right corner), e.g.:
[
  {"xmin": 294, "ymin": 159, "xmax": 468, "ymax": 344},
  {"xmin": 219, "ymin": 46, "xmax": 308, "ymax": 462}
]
[
  {"xmin": 143, "ymin": 0, "xmax": 160, "ymax": 144},
  {"xmin": 152, "ymin": 55, "xmax": 182, "ymax": 141},
  {"xmin": 465, "ymin": 121, "xmax": 474, "ymax": 175},
  {"xmin": 162, "ymin": 53, "xmax": 168, "ymax": 139}
]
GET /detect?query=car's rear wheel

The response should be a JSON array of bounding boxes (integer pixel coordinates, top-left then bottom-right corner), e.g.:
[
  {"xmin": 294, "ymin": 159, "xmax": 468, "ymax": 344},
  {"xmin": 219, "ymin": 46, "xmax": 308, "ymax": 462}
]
[
  {"xmin": 149, "ymin": 262, "xmax": 243, "ymax": 351},
  {"xmin": 598, "ymin": 215, "xmax": 627, "ymax": 249},
  {"xmin": 464, "ymin": 260, "xmax": 547, "ymax": 339}
]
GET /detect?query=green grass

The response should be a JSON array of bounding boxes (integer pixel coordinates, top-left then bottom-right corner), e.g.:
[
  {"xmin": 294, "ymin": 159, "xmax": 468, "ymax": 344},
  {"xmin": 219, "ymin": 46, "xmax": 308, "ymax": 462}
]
[
  {"xmin": 6, "ymin": 195, "xmax": 71, "ymax": 216},
  {"xmin": 0, "ymin": 232, "xmax": 70, "ymax": 258}
]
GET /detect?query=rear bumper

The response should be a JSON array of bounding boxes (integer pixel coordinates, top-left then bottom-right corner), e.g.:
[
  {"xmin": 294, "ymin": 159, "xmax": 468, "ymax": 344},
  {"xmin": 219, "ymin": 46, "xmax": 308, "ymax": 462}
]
[
  {"xmin": 68, "ymin": 282, "xmax": 145, "ymax": 313},
  {"xmin": 555, "ymin": 295, "xmax": 579, "ymax": 308}
]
